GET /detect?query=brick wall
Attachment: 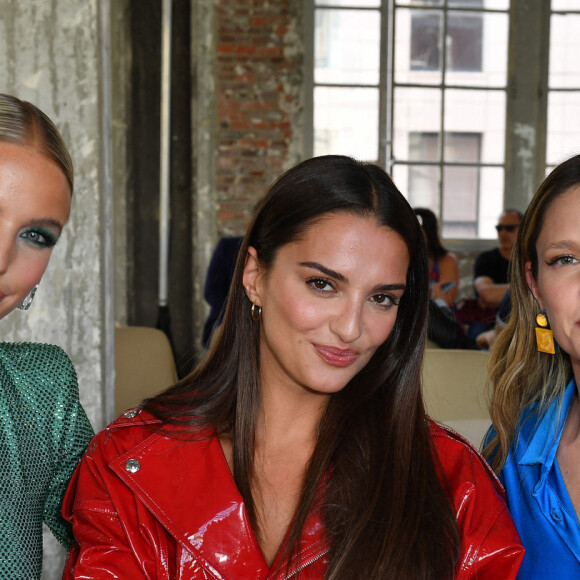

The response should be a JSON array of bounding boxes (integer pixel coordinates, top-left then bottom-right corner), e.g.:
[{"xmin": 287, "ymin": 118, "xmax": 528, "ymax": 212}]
[{"xmin": 216, "ymin": 0, "xmax": 303, "ymax": 236}]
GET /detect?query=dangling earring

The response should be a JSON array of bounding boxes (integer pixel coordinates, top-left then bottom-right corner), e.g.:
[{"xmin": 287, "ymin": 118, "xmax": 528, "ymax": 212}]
[
  {"xmin": 535, "ymin": 310, "xmax": 557, "ymax": 354},
  {"xmin": 18, "ymin": 284, "xmax": 39, "ymax": 311},
  {"xmin": 251, "ymin": 303, "xmax": 262, "ymax": 322}
]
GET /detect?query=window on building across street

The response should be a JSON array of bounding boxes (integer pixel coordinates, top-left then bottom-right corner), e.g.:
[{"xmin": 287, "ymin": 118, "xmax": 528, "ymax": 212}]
[
  {"xmin": 408, "ymin": 132, "xmax": 482, "ymax": 237},
  {"xmin": 410, "ymin": 0, "xmax": 483, "ymax": 72},
  {"xmin": 307, "ymin": 1, "xmax": 578, "ymax": 242}
]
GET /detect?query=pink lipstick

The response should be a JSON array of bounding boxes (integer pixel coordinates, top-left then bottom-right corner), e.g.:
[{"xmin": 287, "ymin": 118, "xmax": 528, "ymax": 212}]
[{"xmin": 313, "ymin": 344, "xmax": 359, "ymax": 367}]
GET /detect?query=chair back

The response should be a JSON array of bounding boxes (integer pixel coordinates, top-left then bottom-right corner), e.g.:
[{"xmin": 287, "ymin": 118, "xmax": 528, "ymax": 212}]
[
  {"xmin": 422, "ymin": 349, "xmax": 491, "ymax": 447},
  {"xmin": 115, "ymin": 326, "xmax": 178, "ymax": 416}
]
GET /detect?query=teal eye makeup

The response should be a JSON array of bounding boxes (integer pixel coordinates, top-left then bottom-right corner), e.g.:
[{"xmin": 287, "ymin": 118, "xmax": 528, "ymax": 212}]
[{"xmin": 19, "ymin": 227, "xmax": 59, "ymax": 248}]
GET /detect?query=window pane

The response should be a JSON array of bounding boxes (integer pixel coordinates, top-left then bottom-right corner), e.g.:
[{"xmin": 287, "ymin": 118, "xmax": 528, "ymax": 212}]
[
  {"xmin": 410, "ymin": 131, "xmax": 440, "ymax": 161},
  {"xmin": 476, "ymin": 167, "xmax": 504, "ymax": 238},
  {"xmin": 407, "ymin": 163, "xmax": 441, "ymax": 209},
  {"xmin": 395, "ymin": 8, "xmax": 443, "ymax": 85},
  {"xmin": 410, "ymin": 10, "xmax": 443, "ymax": 71},
  {"xmin": 315, "ymin": 9, "xmax": 380, "ymax": 85},
  {"xmin": 551, "ymin": 0, "xmax": 580, "ymax": 10},
  {"xmin": 395, "ymin": 1, "xmax": 444, "ymax": 6},
  {"xmin": 549, "ymin": 14, "xmax": 580, "ymax": 89},
  {"xmin": 396, "ymin": 0, "xmax": 507, "ymax": 8},
  {"xmin": 316, "ymin": 0, "xmax": 379, "ymax": 6},
  {"xmin": 442, "ymin": 166, "xmax": 503, "ymax": 238},
  {"xmin": 443, "ymin": 133, "xmax": 480, "ymax": 237},
  {"xmin": 392, "ymin": 88, "xmax": 442, "ymax": 161},
  {"xmin": 446, "ymin": 10, "xmax": 483, "ymax": 72},
  {"xmin": 448, "ymin": 11, "xmax": 508, "ymax": 87},
  {"xmin": 397, "ymin": 7, "xmax": 507, "ymax": 87},
  {"xmin": 444, "ymin": 89, "xmax": 506, "ymax": 164},
  {"xmin": 314, "ymin": 87, "xmax": 379, "ymax": 160},
  {"xmin": 406, "ymin": 8, "xmax": 486, "ymax": 73},
  {"xmin": 547, "ymin": 91, "xmax": 580, "ymax": 166}
]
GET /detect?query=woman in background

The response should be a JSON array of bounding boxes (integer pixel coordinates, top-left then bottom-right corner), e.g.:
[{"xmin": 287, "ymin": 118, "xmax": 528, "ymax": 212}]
[
  {"xmin": 65, "ymin": 155, "xmax": 522, "ymax": 579},
  {"xmin": 485, "ymin": 153, "xmax": 580, "ymax": 577},
  {"xmin": 0, "ymin": 94, "xmax": 94, "ymax": 579},
  {"xmin": 414, "ymin": 207, "xmax": 459, "ymax": 307},
  {"xmin": 415, "ymin": 207, "xmax": 465, "ymax": 348}
]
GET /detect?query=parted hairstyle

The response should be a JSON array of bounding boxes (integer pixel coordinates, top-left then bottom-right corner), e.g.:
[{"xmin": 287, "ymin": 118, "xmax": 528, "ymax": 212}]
[
  {"xmin": 414, "ymin": 207, "xmax": 449, "ymax": 260},
  {"xmin": 0, "ymin": 93, "xmax": 73, "ymax": 193},
  {"xmin": 483, "ymin": 154, "xmax": 580, "ymax": 472},
  {"xmin": 144, "ymin": 155, "xmax": 460, "ymax": 578}
]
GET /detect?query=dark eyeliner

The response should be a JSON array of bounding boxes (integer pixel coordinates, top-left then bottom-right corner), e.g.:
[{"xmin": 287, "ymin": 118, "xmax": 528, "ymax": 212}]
[{"xmin": 20, "ymin": 227, "xmax": 59, "ymax": 248}]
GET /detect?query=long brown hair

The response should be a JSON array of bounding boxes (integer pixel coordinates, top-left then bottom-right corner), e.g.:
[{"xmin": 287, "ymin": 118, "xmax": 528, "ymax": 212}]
[
  {"xmin": 144, "ymin": 155, "xmax": 459, "ymax": 578},
  {"xmin": 483, "ymin": 155, "xmax": 580, "ymax": 471}
]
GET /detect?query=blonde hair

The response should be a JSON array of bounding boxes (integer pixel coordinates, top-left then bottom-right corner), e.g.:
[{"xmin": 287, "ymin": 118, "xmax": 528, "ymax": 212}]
[
  {"xmin": 0, "ymin": 94, "xmax": 73, "ymax": 193},
  {"xmin": 483, "ymin": 155, "xmax": 580, "ymax": 471}
]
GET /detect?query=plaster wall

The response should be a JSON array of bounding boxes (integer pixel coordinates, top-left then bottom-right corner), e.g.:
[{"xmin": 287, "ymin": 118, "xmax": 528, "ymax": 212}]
[{"xmin": 0, "ymin": 1, "xmax": 113, "ymax": 576}]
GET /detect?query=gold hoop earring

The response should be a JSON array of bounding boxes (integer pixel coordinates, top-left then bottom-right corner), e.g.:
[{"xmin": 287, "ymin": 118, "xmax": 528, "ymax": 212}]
[
  {"xmin": 535, "ymin": 311, "xmax": 556, "ymax": 355},
  {"xmin": 251, "ymin": 303, "xmax": 262, "ymax": 322}
]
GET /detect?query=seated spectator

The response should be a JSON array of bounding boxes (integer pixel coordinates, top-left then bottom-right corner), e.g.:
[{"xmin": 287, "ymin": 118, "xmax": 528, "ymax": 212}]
[
  {"xmin": 414, "ymin": 208, "xmax": 459, "ymax": 307},
  {"xmin": 202, "ymin": 235, "xmax": 243, "ymax": 348},
  {"xmin": 468, "ymin": 209, "xmax": 522, "ymax": 343},
  {"xmin": 475, "ymin": 289, "xmax": 512, "ymax": 350},
  {"xmin": 415, "ymin": 208, "xmax": 466, "ymax": 349}
]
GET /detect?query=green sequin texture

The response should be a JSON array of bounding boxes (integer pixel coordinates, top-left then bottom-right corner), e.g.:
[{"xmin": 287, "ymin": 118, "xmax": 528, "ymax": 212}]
[{"xmin": 0, "ymin": 343, "xmax": 94, "ymax": 579}]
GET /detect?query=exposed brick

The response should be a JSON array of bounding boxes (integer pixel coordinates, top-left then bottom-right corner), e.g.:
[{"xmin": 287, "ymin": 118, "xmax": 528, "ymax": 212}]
[{"xmin": 215, "ymin": 0, "xmax": 301, "ymax": 235}]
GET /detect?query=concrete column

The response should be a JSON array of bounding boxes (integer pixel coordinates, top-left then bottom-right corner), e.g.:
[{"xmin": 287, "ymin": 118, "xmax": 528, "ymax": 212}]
[
  {"xmin": 504, "ymin": 0, "xmax": 551, "ymax": 209},
  {"xmin": 0, "ymin": 1, "xmax": 114, "ymax": 575},
  {"xmin": 0, "ymin": 0, "xmax": 114, "ymax": 425}
]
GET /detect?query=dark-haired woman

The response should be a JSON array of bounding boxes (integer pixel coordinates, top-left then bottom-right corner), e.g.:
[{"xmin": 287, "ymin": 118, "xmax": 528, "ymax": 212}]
[
  {"xmin": 414, "ymin": 207, "xmax": 459, "ymax": 307},
  {"xmin": 64, "ymin": 156, "xmax": 523, "ymax": 579}
]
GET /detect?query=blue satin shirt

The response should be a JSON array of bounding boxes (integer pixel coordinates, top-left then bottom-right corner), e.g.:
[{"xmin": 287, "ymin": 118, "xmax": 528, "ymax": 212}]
[{"xmin": 489, "ymin": 379, "xmax": 580, "ymax": 579}]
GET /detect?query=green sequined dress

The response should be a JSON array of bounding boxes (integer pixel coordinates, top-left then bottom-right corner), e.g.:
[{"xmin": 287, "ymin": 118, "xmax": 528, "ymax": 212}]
[{"xmin": 0, "ymin": 343, "xmax": 94, "ymax": 579}]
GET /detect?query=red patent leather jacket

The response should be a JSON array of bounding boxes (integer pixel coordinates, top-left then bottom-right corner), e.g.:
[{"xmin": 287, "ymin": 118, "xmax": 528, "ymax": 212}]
[{"xmin": 63, "ymin": 410, "xmax": 523, "ymax": 579}]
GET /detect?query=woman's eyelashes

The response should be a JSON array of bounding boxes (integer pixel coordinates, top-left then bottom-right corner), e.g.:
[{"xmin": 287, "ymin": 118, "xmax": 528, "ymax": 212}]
[
  {"xmin": 306, "ymin": 278, "xmax": 399, "ymax": 308},
  {"xmin": 370, "ymin": 293, "xmax": 399, "ymax": 308},
  {"xmin": 19, "ymin": 227, "xmax": 59, "ymax": 248},
  {"xmin": 307, "ymin": 277, "xmax": 335, "ymax": 293},
  {"xmin": 546, "ymin": 254, "xmax": 579, "ymax": 267}
]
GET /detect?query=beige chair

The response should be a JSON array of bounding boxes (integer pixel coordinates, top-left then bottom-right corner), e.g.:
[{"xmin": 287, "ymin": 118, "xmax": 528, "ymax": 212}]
[
  {"xmin": 114, "ymin": 326, "xmax": 178, "ymax": 416},
  {"xmin": 422, "ymin": 349, "xmax": 491, "ymax": 448}
]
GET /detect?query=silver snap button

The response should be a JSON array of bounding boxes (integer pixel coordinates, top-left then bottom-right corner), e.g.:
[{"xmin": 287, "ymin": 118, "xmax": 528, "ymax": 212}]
[
  {"xmin": 125, "ymin": 459, "xmax": 141, "ymax": 473},
  {"xmin": 123, "ymin": 408, "xmax": 141, "ymax": 419}
]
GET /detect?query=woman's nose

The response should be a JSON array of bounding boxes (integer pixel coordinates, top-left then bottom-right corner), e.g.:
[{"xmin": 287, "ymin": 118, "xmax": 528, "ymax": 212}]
[{"xmin": 329, "ymin": 298, "xmax": 363, "ymax": 344}]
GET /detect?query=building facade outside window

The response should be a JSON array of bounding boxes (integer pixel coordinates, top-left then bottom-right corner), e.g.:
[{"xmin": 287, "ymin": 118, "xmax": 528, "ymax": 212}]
[{"xmin": 307, "ymin": 1, "xmax": 579, "ymax": 241}]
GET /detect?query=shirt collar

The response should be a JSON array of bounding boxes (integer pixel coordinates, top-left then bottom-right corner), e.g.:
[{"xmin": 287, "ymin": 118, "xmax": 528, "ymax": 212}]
[{"xmin": 519, "ymin": 378, "xmax": 576, "ymax": 469}]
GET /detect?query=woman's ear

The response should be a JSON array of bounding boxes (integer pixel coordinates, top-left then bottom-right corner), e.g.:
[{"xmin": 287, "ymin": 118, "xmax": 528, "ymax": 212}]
[
  {"xmin": 242, "ymin": 246, "xmax": 262, "ymax": 305},
  {"xmin": 525, "ymin": 261, "xmax": 545, "ymax": 311}
]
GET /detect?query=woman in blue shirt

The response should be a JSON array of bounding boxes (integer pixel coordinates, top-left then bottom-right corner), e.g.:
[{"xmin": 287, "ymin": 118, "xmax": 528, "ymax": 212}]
[{"xmin": 485, "ymin": 153, "xmax": 580, "ymax": 579}]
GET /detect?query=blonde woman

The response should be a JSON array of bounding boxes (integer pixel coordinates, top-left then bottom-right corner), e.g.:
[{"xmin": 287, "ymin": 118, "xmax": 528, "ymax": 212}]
[{"xmin": 485, "ymin": 153, "xmax": 580, "ymax": 578}]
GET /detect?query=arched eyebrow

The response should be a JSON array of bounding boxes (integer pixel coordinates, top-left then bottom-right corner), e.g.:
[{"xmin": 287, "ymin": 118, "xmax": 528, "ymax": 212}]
[
  {"xmin": 299, "ymin": 261, "xmax": 406, "ymax": 292},
  {"xmin": 544, "ymin": 240, "xmax": 579, "ymax": 251},
  {"xmin": 299, "ymin": 261, "xmax": 348, "ymax": 283}
]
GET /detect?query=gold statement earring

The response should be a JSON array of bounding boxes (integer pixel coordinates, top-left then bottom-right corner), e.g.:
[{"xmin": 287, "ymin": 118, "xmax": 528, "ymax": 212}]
[
  {"xmin": 251, "ymin": 303, "xmax": 262, "ymax": 322},
  {"xmin": 535, "ymin": 311, "xmax": 556, "ymax": 355}
]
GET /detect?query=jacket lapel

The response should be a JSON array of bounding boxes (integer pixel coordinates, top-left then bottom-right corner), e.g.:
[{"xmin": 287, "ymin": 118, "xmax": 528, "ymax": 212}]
[{"xmin": 109, "ymin": 430, "xmax": 271, "ymax": 579}]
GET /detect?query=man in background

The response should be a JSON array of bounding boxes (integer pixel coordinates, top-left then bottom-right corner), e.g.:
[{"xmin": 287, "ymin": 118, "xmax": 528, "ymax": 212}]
[{"xmin": 468, "ymin": 209, "xmax": 522, "ymax": 344}]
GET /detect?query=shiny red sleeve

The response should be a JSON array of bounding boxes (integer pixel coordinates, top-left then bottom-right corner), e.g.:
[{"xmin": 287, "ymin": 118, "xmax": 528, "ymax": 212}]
[
  {"xmin": 430, "ymin": 423, "xmax": 524, "ymax": 579},
  {"xmin": 61, "ymin": 432, "xmax": 174, "ymax": 579}
]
